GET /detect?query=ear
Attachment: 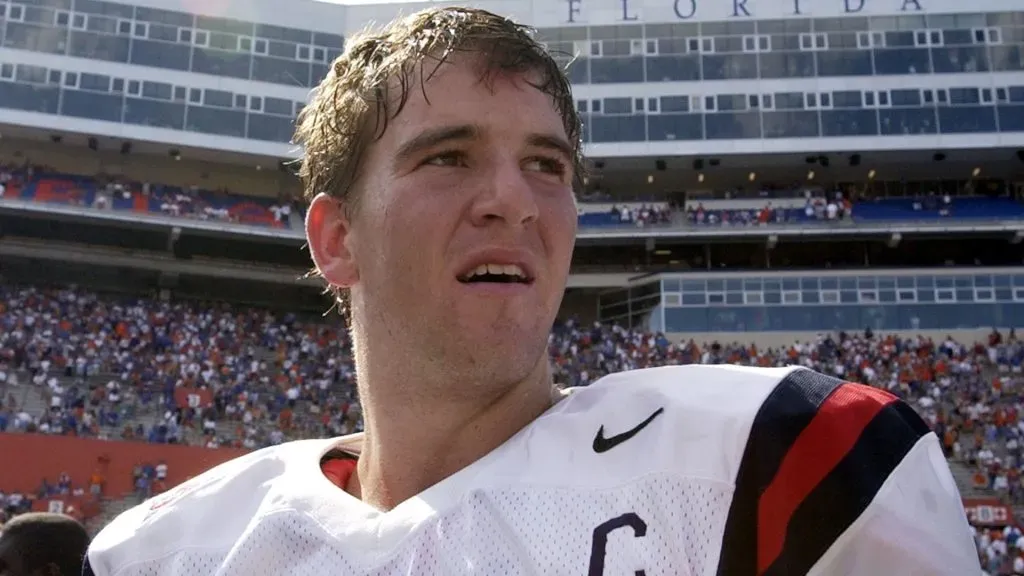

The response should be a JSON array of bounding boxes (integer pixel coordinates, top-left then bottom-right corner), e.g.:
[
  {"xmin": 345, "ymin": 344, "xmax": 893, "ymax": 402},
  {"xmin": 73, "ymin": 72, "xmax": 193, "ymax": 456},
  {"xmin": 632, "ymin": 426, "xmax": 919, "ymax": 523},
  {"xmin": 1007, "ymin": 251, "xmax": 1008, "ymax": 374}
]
[{"xmin": 305, "ymin": 193, "xmax": 359, "ymax": 289}]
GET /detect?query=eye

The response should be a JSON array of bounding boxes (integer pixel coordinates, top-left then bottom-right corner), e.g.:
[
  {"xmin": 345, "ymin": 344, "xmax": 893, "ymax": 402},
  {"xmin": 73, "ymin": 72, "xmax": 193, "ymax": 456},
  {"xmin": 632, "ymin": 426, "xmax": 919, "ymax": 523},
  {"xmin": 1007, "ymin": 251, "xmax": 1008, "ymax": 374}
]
[
  {"xmin": 524, "ymin": 156, "xmax": 568, "ymax": 177},
  {"xmin": 422, "ymin": 151, "xmax": 467, "ymax": 168}
]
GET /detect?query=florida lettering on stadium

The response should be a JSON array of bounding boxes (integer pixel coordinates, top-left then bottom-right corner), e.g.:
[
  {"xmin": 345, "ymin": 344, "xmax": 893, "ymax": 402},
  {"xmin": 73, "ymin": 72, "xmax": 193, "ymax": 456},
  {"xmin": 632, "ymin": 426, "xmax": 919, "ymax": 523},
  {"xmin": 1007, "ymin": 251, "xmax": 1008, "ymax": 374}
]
[{"xmin": 565, "ymin": 0, "xmax": 926, "ymax": 23}]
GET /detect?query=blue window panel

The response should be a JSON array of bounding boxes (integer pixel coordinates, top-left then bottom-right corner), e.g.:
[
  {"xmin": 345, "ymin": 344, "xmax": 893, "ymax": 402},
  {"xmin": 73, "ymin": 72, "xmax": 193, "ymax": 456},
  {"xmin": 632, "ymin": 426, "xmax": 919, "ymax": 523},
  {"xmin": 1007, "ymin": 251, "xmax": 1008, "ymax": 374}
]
[
  {"xmin": 858, "ymin": 277, "xmax": 876, "ymax": 289},
  {"xmin": 891, "ymin": 89, "xmax": 922, "ymax": 107},
  {"xmin": 918, "ymin": 276, "xmax": 935, "ymax": 288},
  {"xmin": 682, "ymin": 280, "xmax": 706, "ymax": 292},
  {"xmin": 762, "ymin": 110, "xmax": 820, "ymax": 138},
  {"xmin": 566, "ymin": 58, "xmax": 590, "ymax": 84},
  {"xmin": 645, "ymin": 55, "xmax": 701, "ymax": 82},
  {"xmin": 0, "ymin": 83, "xmax": 60, "ymax": 114},
  {"xmin": 997, "ymin": 105, "xmax": 1024, "ymax": 132},
  {"xmin": 266, "ymin": 39, "xmax": 298, "ymax": 59},
  {"xmin": 590, "ymin": 116, "xmax": 646, "ymax": 143},
  {"xmin": 146, "ymin": 24, "xmax": 181, "ymax": 43},
  {"xmin": 821, "ymin": 109, "xmax": 878, "ymax": 136},
  {"xmin": 247, "ymin": 114, "xmax": 295, "ymax": 143},
  {"xmin": 725, "ymin": 292, "xmax": 744, "ymax": 305},
  {"xmin": 743, "ymin": 279, "xmax": 762, "ymax": 291},
  {"xmin": 874, "ymin": 48, "xmax": 931, "ymax": 75},
  {"xmin": 956, "ymin": 289, "xmax": 974, "ymax": 301},
  {"xmin": 995, "ymin": 275, "xmax": 1012, "ymax": 287},
  {"xmin": 996, "ymin": 288, "xmax": 1014, "ymax": 300},
  {"xmin": 839, "ymin": 277, "xmax": 857, "ymax": 290},
  {"xmin": 192, "ymin": 48, "xmax": 252, "ymax": 80},
  {"xmin": 67, "ymin": 31, "xmax": 130, "ymax": 63},
  {"xmin": 991, "ymin": 45, "xmax": 1024, "ymax": 72},
  {"xmin": 726, "ymin": 279, "xmax": 743, "ymax": 291},
  {"xmin": 83, "ymin": 0, "xmax": 135, "ymax": 19},
  {"xmin": 974, "ymin": 275, "xmax": 994, "ymax": 288},
  {"xmin": 880, "ymin": 108, "xmax": 937, "ymax": 135},
  {"xmin": 815, "ymin": 50, "xmax": 873, "ymax": 76},
  {"xmin": 802, "ymin": 291, "xmax": 820, "ymax": 303},
  {"xmin": 955, "ymin": 276, "xmax": 974, "ymax": 288},
  {"xmin": 758, "ymin": 52, "xmax": 815, "ymax": 79},
  {"xmin": 1015, "ymin": 275, "xmax": 1024, "ymax": 287},
  {"xmin": 764, "ymin": 291, "xmax": 782, "ymax": 304},
  {"xmin": 681, "ymin": 293, "xmax": 706, "ymax": 305},
  {"xmin": 764, "ymin": 279, "xmax": 782, "ymax": 292},
  {"xmin": 130, "ymin": 40, "xmax": 191, "ymax": 71},
  {"xmin": 590, "ymin": 57, "xmax": 644, "ymax": 84},
  {"xmin": 664, "ymin": 308, "xmax": 709, "ymax": 332},
  {"xmin": 312, "ymin": 32, "xmax": 344, "ymax": 49},
  {"xmin": 793, "ymin": 278, "xmax": 812, "ymax": 290},
  {"xmin": 939, "ymin": 106, "xmax": 997, "ymax": 133},
  {"xmin": 647, "ymin": 114, "xmax": 703, "ymax": 141},
  {"xmin": 918, "ymin": 289, "xmax": 936, "ymax": 302},
  {"xmin": 663, "ymin": 278, "xmax": 682, "ymax": 291},
  {"xmin": 820, "ymin": 277, "xmax": 838, "ymax": 290},
  {"xmin": 840, "ymin": 290, "xmax": 858, "ymax": 303},
  {"xmin": 707, "ymin": 279, "xmax": 725, "ymax": 291},
  {"xmin": 84, "ymin": 14, "xmax": 117, "ymax": 34},
  {"xmin": 186, "ymin": 106, "xmax": 246, "ymax": 138},
  {"xmin": 123, "ymin": 99, "xmax": 185, "ymax": 130},
  {"xmin": 708, "ymin": 308, "xmax": 758, "ymax": 332},
  {"xmin": 877, "ymin": 277, "xmax": 896, "ymax": 289},
  {"xmin": 932, "ymin": 46, "xmax": 990, "ymax": 73},
  {"xmin": 702, "ymin": 54, "xmax": 758, "ymax": 80},
  {"xmin": 880, "ymin": 290, "xmax": 897, "ymax": 303},
  {"xmin": 3, "ymin": 22, "xmax": 67, "ymax": 54},
  {"xmin": 935, "ymin": 276, "xmax": 955, "ymax": 288},
  {"xmin": 61, "ymin": 90, "xmax": 122, "ymax": 122},
  {"xmin": 897, "ymin": 276, "xmax": 916, "ymax": 288},
  {"xmin": 255, "ymin": 24, "xmax": 311, "ymax": 45},
  {"xmin": 706, "ymin": 112, "xmax": 762, "ymax": 139},
  {"xmin": 251, "ymin": 57, "xmax": 311, "ymax": 87}
]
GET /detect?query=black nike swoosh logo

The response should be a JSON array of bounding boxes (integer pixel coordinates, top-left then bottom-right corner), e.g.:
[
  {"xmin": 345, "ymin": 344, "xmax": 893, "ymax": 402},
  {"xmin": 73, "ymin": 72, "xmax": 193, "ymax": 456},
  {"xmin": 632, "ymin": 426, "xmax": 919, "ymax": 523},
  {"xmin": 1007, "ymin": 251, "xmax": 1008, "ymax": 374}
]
[{"xmin": 592, "ymin": 407, "xmax": 665, "ymax": 454}]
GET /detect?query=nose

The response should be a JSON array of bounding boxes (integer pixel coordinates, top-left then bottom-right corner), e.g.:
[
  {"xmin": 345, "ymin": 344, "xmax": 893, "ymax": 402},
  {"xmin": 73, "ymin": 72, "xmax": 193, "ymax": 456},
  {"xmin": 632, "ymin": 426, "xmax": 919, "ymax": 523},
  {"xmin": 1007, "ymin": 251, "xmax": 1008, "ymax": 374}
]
[{"xmin": 469, "ymin": 161, "xmax": 539, "ymax": 229}]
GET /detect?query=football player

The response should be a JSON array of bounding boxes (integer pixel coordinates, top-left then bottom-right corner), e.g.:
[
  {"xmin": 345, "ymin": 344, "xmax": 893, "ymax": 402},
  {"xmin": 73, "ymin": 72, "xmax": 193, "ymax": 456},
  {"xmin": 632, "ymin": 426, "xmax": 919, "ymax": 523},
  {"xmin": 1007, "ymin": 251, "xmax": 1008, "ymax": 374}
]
[{"xmin": 85, "ymin": 7, "xmax": 980, "ymax": 575}]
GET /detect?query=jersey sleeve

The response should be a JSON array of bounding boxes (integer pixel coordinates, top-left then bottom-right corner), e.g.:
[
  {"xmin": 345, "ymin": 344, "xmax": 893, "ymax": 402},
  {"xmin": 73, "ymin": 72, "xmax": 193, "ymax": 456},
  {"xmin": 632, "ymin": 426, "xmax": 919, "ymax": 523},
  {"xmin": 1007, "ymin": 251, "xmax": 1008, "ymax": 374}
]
[{"xmin": 715, "ymin": 368, "xmax": 981, "ymax": 576}]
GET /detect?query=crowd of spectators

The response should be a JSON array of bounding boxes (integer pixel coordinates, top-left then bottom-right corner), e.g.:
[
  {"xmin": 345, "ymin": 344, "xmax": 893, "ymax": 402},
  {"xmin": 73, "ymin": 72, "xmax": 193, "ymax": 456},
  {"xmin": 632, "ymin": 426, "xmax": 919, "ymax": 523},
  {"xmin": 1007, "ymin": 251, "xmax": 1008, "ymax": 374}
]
[{"xmin": 2, "ymin": 283, "xmax": 1024, "ymax": 571}]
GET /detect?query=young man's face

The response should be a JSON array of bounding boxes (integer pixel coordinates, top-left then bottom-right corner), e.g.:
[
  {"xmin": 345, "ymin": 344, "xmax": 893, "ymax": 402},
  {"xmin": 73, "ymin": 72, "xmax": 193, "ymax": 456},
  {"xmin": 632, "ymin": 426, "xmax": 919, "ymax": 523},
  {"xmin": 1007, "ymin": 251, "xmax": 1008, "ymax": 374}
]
[{"xmin": 308, "ymin": 53, "xmax": 578, "ymax": 388}]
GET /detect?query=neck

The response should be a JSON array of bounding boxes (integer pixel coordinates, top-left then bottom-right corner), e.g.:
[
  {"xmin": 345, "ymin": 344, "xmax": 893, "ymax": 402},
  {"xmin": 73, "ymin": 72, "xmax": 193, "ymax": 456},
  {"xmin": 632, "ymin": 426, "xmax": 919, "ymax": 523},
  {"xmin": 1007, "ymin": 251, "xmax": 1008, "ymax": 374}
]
[{"xmin": 348, "ymin": 358, "xmax": 555, "ymax": 511}]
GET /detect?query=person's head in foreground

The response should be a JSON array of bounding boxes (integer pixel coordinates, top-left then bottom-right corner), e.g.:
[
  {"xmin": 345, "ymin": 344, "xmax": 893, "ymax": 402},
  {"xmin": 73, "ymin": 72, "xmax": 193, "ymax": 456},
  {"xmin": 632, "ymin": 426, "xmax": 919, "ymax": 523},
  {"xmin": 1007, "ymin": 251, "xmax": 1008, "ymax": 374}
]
[
  {"xmin": 300, "ymin": 5, "xmax": 582, "ymax": 507},
  {"xmin": 0, "ymin": 513, "xmax": 90, "ymax": 576}
]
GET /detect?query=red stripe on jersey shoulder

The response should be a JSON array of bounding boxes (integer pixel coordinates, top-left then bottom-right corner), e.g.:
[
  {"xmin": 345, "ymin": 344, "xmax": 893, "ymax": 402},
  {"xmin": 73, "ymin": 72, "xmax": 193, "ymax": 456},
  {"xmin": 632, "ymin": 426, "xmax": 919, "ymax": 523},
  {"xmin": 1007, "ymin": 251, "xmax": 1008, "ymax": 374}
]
[
  {"xmin": 755, "ymin": 382, "xmax": 897, "ymax": 575},
  {"xmin": 322, "ymin": 457, "xmax": 358, "ymax": 491}
]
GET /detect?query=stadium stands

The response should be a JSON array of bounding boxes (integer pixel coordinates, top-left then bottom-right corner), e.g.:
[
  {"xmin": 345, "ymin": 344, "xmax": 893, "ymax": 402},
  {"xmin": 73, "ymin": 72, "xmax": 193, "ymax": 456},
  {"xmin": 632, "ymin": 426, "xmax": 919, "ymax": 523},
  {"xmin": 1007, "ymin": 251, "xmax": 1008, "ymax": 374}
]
[{"xmin": 1, "ymin": 284, "xmax": 1023, "ymax": 570}]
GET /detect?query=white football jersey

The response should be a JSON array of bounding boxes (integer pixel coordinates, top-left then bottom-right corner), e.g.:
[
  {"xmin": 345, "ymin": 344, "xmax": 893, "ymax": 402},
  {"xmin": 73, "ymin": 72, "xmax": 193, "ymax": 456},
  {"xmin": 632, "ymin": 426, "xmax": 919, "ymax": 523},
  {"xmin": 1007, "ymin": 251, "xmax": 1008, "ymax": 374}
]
[{"xmin": 86, "ymin": 365, "xmax": 980, "ymax": 576}]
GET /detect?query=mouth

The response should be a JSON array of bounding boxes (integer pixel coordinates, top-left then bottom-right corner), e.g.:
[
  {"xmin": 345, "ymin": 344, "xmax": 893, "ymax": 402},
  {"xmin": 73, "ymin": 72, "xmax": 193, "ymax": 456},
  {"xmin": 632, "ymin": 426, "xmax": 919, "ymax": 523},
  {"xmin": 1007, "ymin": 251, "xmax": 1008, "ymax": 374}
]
[{"xmin": 456, "ymin": 263, "xmax": 535, "ymax": 286}]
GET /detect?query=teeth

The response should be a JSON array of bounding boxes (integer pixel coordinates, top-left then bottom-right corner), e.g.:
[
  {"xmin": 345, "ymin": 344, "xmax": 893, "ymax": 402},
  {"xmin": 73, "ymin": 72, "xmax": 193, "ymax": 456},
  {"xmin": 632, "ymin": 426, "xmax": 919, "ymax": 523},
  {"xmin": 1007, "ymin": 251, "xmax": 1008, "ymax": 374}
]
[{"xmin": 463, "ymin": 263, "xmax": 527, "ymax": 280}]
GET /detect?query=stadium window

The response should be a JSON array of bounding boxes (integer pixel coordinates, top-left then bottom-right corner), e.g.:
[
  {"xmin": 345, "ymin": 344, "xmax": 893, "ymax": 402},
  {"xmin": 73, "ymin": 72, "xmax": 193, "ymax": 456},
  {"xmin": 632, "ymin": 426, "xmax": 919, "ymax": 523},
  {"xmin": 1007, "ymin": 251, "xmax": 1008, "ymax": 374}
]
[
  {"xmin": 820, "ymin": 290, "xmax": 839, "ymax": 303},
  {"xmin": 975, "ymin": 289, "xmax": 994, "ymax": 302},
  {"xmin": 647, "ymin": 97, "xmax": 658, "ymax": 113},
  {"xmin": 234, "ymin": 94, "xmax": 247, "ymax": 109},
  {"xmin": 972, "ymin": 28, "xmax": 987, "ymax": 44},
  {"xmin": 748, "ymin": 94, "xmax": 759, "ymax": 109},
  {"xmin": 249, "ymin": 96, "xmax": 263, "ymax": 112},
  {"xmin": 871, "ymin": 32, "xmax": 885, "ymax": 47},
  {"xmin": 996, "ymin": 88, "xmax": 1007, "ymax": 102},
  {"xmin": 663, "ymin": 293, "xmax": 682, "ymax": 307},
  {"xmin": 117, "ymin": 19, "xmax": 131, "ymax": 35},
  {"xmin": 864, "ymin": 91, "xmax": 876, "ymax": 107},
  {"xmin": 575, "ymin": 99, "xmax": 587, "ymax": 113},
  {"xmin": 63, "ymin": 71, "xmax": 78, "ymax": 88},
  {"xmin": 238, "ymin": 36, "xmax": 253, "ymax": 53},
  {"xmin": 929, "ymin": 30, "xmax": 943, "ymax": 46},
  {"xmin": 761, "ymin": 94, "xmax": 773, "ymax": 109},
  {"xmin": 111, "ymin": 78, "xmax": 124, "ymax": 93},
  {"xmin": 820, "ymin": 92, "xmax": 832, "ymax": 108},
  {"xmin": 987, "ymin": 28, "xmax": 1001, "ymax": 44},
  {"xmin": 805, "ymin": 92, "xmax": 818, "ymax": 109},
  {"xmin": 8, "ymin": 4, "xmax": 24, "ymax": 22},
  {"xmin": 203, "ymin": 89, "xmax": 233, "ymax": 108},
  {"xmin": 814, "ymin": 33, "xmax": 827, "ymax": 49},
  {"xmin": 743, "ymin": 35, "xmax": 757, "ymax": 53},
  {"xmin": 744, "ymin": 292, "xmax": 763, "ymax": 305},
  {"xmin": 189, "ymin": 88, "xmax": 201, "ymax": 103},
  {"xmin": 922, "ymin": 89, "xmax": 934, "ymax": 104},
  {"xmin": 799, "ymin": 33, "xmax": 813, "ymax": 50},
  {"xmin": 936, "ymin": 89, "xmax": 948, "ymax": 104},
  {"xmin": 759, "ymin": 35, "xmax": 770, "ymax": 51},
  {"xmin": 646, "ymin": 39, "xmax": 658, "ymax": 55},
  {"xmin": 634, "ymin": 98, "xmax": 645, "ymax": 112},
  {"xmin": 47, "ymin": 69, "xmax": 61, "ymax": 85},
  {"xmin": 173, "ymin": 86, "xmax": 186, "ymax": 101},
  {"xmin": 254, "ymin": 38, "xmax": 268, "ymax": 55},
  {"xmin": 707, "ymin": 292, "xmax": 725, "ymax": 305},
  {"xmin": 589, "ymin": 41, "xmax": 602, "ymax": 57},
  {"xmin": 133, "ymin": 22, "xmax": 148, "ymax": 39},
  {"xmin": 897, "ymin": 290, "xmax": 916, "ymax": 302},
  {"xmin": 71, "ymin": 13, "xmax": 86, "ymax": 30},
  {"xmin": 296, "ymin": 45, "xmax": 312, "ymax": 61},
  {"xmin": 935, "ymin": 289, "xmax": 955, "ymax": 302},
  {"xmin": 313, "ymin": 47, "xmax": 327, "ymax": 62},
  {"xmin": 293, "ymin": 101, "xmax": 305, "ymax": 117},
  {"xmin": 178, "ymin": 28, "xmax": 192, "ymax": 44},
  {"xmin": 591, "ymin": 99, "xmax": 602, "ymax": 114},
  {"xmin": 856, "ymin": 31, "xmax": 871, "ymax": 49},
  {"xmin": 859, "ymin": 291, "xmax": 878, "ymax": 303},
  {"xmin": 687, "ymin": 38, "xmax": 699, "ymax": 53},
  {"xmin": 704, "ymin": 95, "xmax": 715, "ymax": 111},
  {"xmin": 782, "ymin": 291, "xmax": 801, "ymax": 304},
  {"xmin": 980, "ymin": 88, "xmax": 992, "ymax": 103},
  {"xmin": 1015, "ymin": 288, "xmax": 1024, "ymax": 301},
  {"xmin": 127, "ymin": 80, "xmax": 141, "ymax": 96},
  {"xmin": 54, "ymin": 10, "xmax": 70, "ymax": 27},
  {"xmin": 701, "ymin": 37, "xmax": 713, "ymax": 53},
  {"xmin": 0, "ymin": 63, "xmax": 12, "ymax": 80},
  {"xmin": 629, "ymin": 39, "xmax": 644, "ymax": 56},
  {"xmin": 194, "ymin": 30, "xmax": 210, "ymax": 47}
]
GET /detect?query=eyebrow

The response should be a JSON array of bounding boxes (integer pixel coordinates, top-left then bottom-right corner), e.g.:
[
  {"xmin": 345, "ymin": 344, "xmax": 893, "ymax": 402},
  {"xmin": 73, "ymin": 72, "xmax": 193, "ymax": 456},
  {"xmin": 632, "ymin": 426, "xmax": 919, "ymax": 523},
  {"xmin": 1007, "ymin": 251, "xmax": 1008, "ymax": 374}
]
[{"xmin": 393, "ymin": 124, "xmax": 574, "ymax": 168}]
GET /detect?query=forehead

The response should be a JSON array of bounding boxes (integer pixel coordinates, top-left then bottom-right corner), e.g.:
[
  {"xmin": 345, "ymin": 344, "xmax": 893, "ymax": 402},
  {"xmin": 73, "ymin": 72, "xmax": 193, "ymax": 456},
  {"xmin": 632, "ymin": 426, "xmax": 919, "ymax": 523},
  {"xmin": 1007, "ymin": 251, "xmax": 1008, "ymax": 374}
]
[{"xmin": 382, "ymin": 54, "xmax": 567, "ymax": 144}]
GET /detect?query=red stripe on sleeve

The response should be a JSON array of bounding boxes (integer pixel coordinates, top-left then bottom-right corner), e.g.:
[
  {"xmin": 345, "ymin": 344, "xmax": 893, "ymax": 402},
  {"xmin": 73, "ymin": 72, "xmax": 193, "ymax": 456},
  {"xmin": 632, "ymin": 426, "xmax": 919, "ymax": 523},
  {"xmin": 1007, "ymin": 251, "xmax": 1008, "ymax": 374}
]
[{"xmin": 755, "ymin": 383, "xmax": 897, "ymax": 575}]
